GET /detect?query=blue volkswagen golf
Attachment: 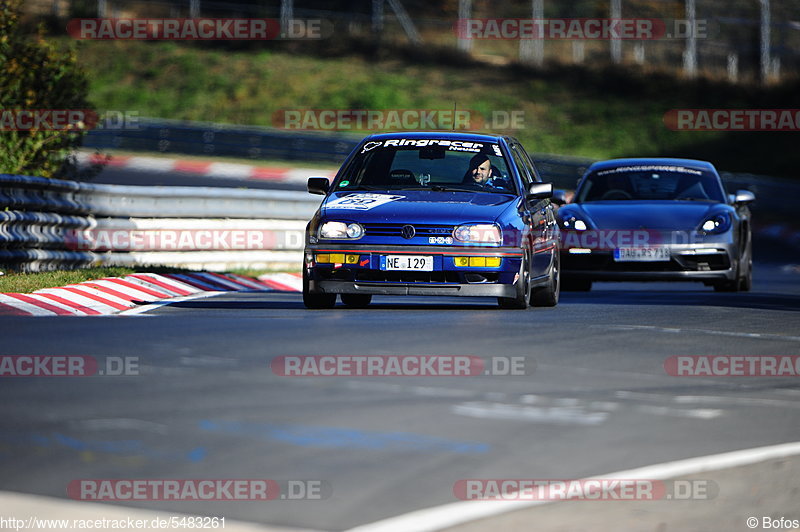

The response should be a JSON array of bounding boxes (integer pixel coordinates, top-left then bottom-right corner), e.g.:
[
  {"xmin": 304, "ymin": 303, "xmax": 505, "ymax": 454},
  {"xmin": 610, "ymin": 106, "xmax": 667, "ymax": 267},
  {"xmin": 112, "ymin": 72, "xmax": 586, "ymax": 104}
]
[{"xmin": 303, "ymin": 132, "xmax": 561, "ymax": 309}]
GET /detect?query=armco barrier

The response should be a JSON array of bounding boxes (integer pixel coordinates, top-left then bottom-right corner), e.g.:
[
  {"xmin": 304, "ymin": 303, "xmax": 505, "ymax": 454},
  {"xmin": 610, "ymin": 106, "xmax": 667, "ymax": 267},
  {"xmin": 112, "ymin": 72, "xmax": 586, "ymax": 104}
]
[
  {"xmin": 83, "ymin": 117, "xmax": 592, "ymax": 188},
  {"xmin": 0, "ymin": 174, "xmax": 320, "ymax": 272},
  {"xmin": 85, "ymin": 118, "xmax": 361, "ymax": 163}
]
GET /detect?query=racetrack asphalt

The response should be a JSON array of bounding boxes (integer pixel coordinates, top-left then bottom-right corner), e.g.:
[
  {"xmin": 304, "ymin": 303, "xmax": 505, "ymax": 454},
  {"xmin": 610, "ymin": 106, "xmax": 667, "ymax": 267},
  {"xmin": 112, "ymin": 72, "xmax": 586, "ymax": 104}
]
[{"xmin": 1, "ymin": 261, "xmax": 799, "ymax": 530}]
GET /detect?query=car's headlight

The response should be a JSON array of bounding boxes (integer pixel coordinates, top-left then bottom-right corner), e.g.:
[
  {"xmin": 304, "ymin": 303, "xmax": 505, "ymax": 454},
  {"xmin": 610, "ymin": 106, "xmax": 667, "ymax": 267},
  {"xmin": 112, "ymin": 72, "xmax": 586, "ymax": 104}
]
[
  {"xmin": 319, "ymin": 221, "xmax": 364, "ymax": 239},
  {"xmin": 562, "ymin": 216, "xmax": 588, "ymax": 231},
  {"xmin": 699, "ymin": 213, "xmax": 731, "ymax": 235},
  {"xmin": 453, "ymin": 224, "xmax": 502, "ymax": 244}
]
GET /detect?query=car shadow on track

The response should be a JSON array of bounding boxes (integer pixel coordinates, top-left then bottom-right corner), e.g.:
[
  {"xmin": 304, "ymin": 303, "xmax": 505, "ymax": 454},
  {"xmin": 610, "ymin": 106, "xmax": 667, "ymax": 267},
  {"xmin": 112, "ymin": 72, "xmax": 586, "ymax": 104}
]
[{"xmin": 559, "ymin": 289, "xmax": 800, "ymax": 312}]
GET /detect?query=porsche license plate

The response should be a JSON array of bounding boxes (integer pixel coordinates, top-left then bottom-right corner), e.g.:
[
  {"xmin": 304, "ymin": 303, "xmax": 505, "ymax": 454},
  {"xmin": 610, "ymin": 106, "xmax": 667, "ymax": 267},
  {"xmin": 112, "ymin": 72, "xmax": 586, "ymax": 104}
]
[
  {"xmin": 614, "ymin": 247, "xmax": 671, "ymax": 262},
  {"xmin": 380, "ymin": 255, "xmax": 433, "ymax": 271}
]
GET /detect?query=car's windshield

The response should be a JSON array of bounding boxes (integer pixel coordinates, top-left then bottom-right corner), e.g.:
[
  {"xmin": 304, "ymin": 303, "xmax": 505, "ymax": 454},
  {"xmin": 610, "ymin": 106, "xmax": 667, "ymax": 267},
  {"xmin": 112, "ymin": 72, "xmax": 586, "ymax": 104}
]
[
  {"xmin": 577, "ymin": 165, "xmax": 726, "ymax": 203},
  {"xmin": 335, "ymin": 139, "xmax": 515, "ymax": 194}
]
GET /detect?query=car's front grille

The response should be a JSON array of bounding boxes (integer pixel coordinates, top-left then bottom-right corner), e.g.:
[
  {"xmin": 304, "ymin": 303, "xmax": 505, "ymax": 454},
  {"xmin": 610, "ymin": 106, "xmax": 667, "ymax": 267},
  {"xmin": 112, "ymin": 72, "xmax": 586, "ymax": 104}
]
[
  {"xmin": 362, "ymin": 223, "xmax": 454, "ymax": 238},
  {"xmin": 562, "ymin": 252, "xmax": 730, "ymax": 272}
]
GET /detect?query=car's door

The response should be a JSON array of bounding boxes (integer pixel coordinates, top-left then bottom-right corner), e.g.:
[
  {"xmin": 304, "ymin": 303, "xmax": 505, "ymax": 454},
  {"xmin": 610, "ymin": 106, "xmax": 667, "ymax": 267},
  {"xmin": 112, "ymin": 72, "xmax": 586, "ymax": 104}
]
[
  {"xmin": 508, "ymin": 142, "xmax": 548, "ymax": 278},
  {"xmin": 514, "ymin": 141, "xmax": 559, "ymax": 278}
]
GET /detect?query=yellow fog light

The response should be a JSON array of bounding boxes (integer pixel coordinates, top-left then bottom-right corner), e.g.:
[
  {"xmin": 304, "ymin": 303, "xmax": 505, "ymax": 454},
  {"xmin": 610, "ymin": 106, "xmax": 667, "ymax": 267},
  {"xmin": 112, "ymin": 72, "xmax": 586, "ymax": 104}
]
[
  {"xmin": 454, "ymin": 257, "xmax": 469, "ymax": 267},
  {"xmin": 469, "ymin": 257, "xmax": 486, "ymax": 267},
  {"xmin": 329, "ymin": 253, "xmax": 345, "ymax": 264},
  {"xmin": 345, "ymin": 254, "xmax": 359, "ymax": 264},
  {"xmin": 485, "ymin": 257, "xmax": 501, "ymax": 267},
  {"xmin": 316, "ymin": 254, "xmax": 330, "ymax": 263}
]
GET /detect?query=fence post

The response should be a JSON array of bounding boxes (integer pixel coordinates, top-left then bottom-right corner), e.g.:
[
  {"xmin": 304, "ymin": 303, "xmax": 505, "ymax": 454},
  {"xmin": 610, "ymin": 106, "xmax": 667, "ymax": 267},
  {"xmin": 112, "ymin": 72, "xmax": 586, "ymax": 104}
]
[
  {"xmin": 683, "ymin": 0, "xmax": 697, "ymax": 77},
  {"xmin": 457, "ymin": 0, "xmax": 472, "ymax": 52},
  {"xmin": 727, "ymin": 52, "xmax": 738, "ymax": 82},
  {"xmin": 519, "ymin": 0, "xmax": 544, "ymax": 66},
  {"xmin": 189, "ymin": 0, "xmax": 200, "ymax": 18},
  {"xmin": 372, "ymin": 0, "xmax": 384, "ymax": 34},
  {"xmin": 610, "ymin": 0, "xmax": 621, "ymax": 64},
  {"xmin": 759, "ymin": 0, "xmax": 771, "ymax": 83},
  {"xmin": 281, "ymin": 0, "xmax": 294, "ymax": 38},
  {"xmin": 97, "ymin": 0, "xmax": 107, "ymax": 17}
]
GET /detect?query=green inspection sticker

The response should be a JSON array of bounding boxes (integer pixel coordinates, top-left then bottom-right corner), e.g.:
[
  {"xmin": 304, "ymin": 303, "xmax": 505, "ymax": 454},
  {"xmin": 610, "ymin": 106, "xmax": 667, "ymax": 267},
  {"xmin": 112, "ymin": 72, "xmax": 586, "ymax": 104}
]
[{"xmin": 339, "ymin": 180, "xmax": 350, "ymax": 187}]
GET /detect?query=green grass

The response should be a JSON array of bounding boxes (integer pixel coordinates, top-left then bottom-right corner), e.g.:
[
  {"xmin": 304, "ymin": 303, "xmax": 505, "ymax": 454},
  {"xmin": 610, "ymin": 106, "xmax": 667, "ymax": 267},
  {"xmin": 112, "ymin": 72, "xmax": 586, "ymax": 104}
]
[
  {"xmin": 0, "ymin": 266, "xmax": 279, "ymax": 294},
  {"xmin": 0, "ymin": 267, "xmax": 140, "ymax": 294},
  {"xmin": 70, "ymin": 39, "xmax": 800, "ymax": 177}
]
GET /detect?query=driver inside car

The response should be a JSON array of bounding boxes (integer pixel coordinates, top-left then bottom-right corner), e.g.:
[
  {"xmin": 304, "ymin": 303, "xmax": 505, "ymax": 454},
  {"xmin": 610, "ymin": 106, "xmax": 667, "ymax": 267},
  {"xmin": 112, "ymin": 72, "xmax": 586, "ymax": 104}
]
[{"xmin": 463, "ymin": 153, "xmax": 510, "ymax": 190}]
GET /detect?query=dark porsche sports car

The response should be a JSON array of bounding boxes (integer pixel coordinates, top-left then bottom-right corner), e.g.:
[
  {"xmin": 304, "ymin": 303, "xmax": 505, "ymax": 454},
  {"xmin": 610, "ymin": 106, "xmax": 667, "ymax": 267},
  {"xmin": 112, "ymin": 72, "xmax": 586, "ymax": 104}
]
[
  {"xmin": 557, "ymin": 158, "xmax": 755, "ymax": 292},
  {"xmin": 302, "ymin": 132, "xmax": 560, "ymax": 309}
]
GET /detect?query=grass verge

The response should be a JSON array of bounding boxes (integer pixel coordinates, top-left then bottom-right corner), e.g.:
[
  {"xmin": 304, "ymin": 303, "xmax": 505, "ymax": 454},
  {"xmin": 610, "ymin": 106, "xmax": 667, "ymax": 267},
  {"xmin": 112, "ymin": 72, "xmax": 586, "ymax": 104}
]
[{"xmin": 70, "ymin": 38, "xmax": 800, "ymax": 178}]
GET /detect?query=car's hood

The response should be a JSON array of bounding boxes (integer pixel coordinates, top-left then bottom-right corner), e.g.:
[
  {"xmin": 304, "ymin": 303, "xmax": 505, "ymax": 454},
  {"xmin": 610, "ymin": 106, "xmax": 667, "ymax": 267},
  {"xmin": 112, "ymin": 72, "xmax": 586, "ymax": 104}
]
[
  {"xmin": 563, "ymin": 201, "xmax": 726, "ymax": 230},
  {"xmin": 321, "ymin": 190, "xmax": 517, "ymax": 224}
]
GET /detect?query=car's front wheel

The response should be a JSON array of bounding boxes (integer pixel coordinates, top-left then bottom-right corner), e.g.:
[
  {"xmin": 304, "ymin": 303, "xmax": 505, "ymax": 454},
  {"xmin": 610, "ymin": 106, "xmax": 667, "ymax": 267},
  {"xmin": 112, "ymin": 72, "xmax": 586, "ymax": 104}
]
[
  {"xmin": 302, "ymin": 268, "xmax": 336, "ymax": 309},
  {"xmin": 498, "ymin": 254, "xmax": 531, "ymax": 309}
]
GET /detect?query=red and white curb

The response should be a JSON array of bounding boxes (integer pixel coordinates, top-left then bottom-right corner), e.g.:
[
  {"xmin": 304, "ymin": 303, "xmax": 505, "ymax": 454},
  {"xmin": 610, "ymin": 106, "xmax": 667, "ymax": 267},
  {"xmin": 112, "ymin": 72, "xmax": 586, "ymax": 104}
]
[
  {"xmin": 78, "ymin": 152, "xmax": 336, "ymax": 185},
  {"xmin": 0, "ymin": 272, "xmax": 301, "ymax": 317}
]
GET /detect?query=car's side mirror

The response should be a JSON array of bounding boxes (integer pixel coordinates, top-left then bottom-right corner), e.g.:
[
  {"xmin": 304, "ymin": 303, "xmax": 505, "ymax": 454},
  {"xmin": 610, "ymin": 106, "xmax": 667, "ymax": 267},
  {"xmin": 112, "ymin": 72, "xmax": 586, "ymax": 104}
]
[
  {"xmin": 307, "ymin": 177, "xmax": 330, "ymax": 195},
  {"xmin": 525, "ymin": 182, "xmax": 553, "ymax": 205},
  {"xmin": 551, "ymin": 189, "xmax": 568, "ymax": 206},
  {"xmin": 731, "ymin": 189, "xmax": 755, "ymax": 205}
]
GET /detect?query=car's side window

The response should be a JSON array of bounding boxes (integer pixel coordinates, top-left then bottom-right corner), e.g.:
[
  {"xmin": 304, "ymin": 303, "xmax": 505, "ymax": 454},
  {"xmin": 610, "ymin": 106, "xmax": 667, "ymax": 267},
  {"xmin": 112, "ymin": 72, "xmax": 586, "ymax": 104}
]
[
  {"xmin": 515, "ymin": 143, "xmax": 543, "ymax": 183},
  {"xmin": 509, "ymin": 145, "xmax": 534, "ymax": 187}
]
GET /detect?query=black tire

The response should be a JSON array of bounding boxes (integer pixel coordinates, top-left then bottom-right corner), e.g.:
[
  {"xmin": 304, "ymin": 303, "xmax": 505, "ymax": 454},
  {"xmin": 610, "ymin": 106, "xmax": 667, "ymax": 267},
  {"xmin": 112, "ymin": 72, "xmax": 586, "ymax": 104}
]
[
  {"xmin": 716, "ymin": 229, "xmax": 753, "ymax": 293},
  {"xmin": 739, "ymin": 235, "xmax": 753, "ymax": 292},
  {"xmin": 561, "ymin": 278, "xmax": 592, "ymax": 292},
  {"xmin": 341, "ymin": 294, "xmax": 372, "ymax": 308},
  {"xmin": 498, "ymin": 254, "xmax": 531, "ymax": 309},
  {"xmin": 531, "ymin": 250, "xmax": 560, "ymax": 307},
  {"xmin": 302, "ymin": 268, "xmax": 336, "ymax": 309}
]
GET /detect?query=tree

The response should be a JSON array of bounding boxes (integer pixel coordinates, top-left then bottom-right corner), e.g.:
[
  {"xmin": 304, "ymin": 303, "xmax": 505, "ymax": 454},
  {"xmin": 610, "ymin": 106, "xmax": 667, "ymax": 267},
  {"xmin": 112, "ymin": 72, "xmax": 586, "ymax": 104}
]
[{"xmin": 0, "ymin": 0, "xmax": 95, "ymax": 179}]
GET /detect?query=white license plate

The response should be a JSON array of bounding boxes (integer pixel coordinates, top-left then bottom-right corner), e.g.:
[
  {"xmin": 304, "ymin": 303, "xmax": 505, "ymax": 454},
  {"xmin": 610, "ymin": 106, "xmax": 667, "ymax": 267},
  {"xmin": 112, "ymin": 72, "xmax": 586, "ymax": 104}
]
[
  {"xmin": 381, "ymin": 255, "xmax": 433, "ymax": 271},
  {"xmin": 613, "ymin": 247, "xmax": 671, "ymax": 262}
]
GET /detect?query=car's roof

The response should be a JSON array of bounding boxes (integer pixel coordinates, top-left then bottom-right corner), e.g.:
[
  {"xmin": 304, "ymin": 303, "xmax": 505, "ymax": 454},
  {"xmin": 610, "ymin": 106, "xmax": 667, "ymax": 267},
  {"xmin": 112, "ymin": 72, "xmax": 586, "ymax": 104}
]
[
  {"xmin": 362, "ymin": 131, "xmax": 504, "ymax": 143},
  {"xmin": 586, "ymin": 157, "xmax": 717, "ymax": 173}
]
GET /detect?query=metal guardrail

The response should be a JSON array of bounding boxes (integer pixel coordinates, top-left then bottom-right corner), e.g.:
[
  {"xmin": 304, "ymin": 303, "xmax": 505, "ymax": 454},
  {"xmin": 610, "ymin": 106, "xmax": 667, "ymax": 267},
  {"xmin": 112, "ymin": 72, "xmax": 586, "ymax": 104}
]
[
  {"xmin": 0, "ymin": 173, "xmax": 319, "ymax": 272},
  {"xmin": 84, "ymin": 118, "xmax": 361, "ymax": 163}
]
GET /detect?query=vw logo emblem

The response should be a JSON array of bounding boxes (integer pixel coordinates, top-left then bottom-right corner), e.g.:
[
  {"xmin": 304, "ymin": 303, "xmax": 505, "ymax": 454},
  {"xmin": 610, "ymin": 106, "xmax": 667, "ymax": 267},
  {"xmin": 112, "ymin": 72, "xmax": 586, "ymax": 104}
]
[{"xmin": 401, "ymin": 225, "xmax": 416, "ymax": 239}]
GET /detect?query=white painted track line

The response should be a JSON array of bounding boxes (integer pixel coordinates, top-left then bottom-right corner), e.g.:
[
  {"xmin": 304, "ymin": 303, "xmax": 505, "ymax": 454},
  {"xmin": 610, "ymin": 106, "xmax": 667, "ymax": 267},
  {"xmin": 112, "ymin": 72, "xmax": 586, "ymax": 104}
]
[{"xmin": 344, "ymin": 441, "xmax": 800, "ymax": 532}]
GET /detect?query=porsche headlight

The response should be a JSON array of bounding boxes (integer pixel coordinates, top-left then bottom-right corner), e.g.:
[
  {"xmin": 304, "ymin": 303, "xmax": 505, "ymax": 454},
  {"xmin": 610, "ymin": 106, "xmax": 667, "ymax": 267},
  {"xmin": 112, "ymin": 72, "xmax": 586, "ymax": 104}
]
[
  {"xmin": 699, "ymin": 213, "xmax": 731, "ymax": 235},
  {"xmin": 319, "ymin": 221, "xmax": 364, "ymax": 239},
  {"xmin": 453, "ymin": 224, "xmax": 502, "ymax": 244}
]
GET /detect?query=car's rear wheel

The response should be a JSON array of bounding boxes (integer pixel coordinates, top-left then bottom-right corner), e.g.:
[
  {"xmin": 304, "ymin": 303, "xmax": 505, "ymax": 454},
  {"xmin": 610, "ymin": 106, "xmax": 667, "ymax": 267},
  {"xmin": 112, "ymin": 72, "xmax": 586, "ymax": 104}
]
[
  {"xmin": 302, "ymin": 268, "xmax": 336, "ymax": 309},
  {"xmin": 561, "ymin": 278, "xmax": 592, "ymax": 292},
  {"xmin": 498, "ymin": 254, "xmax": 531, "ymax": 309},
  {"xmin": 531, "ymin": 250, "xmax": 559, "ymax": 307},
  {"xmin": 341, "ymin": 294, "xmax": 372, "ymax": 308}
]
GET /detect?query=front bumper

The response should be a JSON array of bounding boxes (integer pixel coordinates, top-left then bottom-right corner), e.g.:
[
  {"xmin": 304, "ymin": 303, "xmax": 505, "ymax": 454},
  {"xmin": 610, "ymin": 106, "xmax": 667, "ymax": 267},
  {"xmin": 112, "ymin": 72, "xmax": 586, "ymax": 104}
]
[
  {"xmin": 304, "ymin": 244, "xmax": 524, "ymax": 298},
  {"xmin": 561, "ymin": 243, "xmax": 737, "ymax": 282}
]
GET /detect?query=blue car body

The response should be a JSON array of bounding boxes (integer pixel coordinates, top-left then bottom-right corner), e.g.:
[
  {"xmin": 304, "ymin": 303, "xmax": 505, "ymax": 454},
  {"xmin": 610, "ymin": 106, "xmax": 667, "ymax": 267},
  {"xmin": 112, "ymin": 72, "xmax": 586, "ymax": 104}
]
[{"xmin": 303, "ymin": 132, "xmax": 560, "ymax": 308}]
